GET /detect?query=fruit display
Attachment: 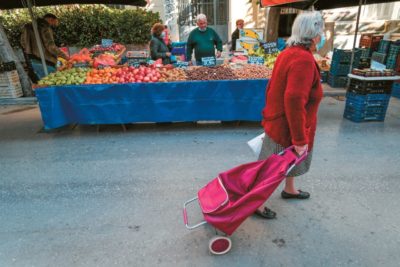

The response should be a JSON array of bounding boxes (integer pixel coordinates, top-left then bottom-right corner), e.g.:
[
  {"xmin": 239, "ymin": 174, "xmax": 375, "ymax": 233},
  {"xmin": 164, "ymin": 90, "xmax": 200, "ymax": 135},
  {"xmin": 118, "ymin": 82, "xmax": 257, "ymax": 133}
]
[
  {"xmin": 89, "ymin": 43, "xmax": 125, "ymax": 53},
  {"xmin": 230, "ymin": 55, "xmax": 248, "ymax": 64},
  {"xmin": 186, "ymin": 65, "xmax": 238, "ymax": 81},
  {"xmin": 57, "ymin": 48, "xmax": 93, "ymax": 70},
  {"xmin": 38, "ymin": 62, "xmax": 274, "ymax": 86},
  {"xmin": 93, "ymin": 53, "xmax": 118, "ymax": 68},
  {"xmin": 37, "ymin": 68, "xmax": 89, "ymax": 86},
  {"xmin": 248, "ymin": 47, "xmax": 279, "ymax": 68},
  {"xmin": 58, "ymin": 44, "xmax": 126, "ymax": 71},
  {"xmin": 85, "ymin": 66, "xmax": 161, "ymax": 84},
  {"xmin": 233, "ymin": 64, "xmax": 273, "ymax": 80},
  {"xmin": 158, "ymin": 67, "xmax": 187, "ymax": 82}
]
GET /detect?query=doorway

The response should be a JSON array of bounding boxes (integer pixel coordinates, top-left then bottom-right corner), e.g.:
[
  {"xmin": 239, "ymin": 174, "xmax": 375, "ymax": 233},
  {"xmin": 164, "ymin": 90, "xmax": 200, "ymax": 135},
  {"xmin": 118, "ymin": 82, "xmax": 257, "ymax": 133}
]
[{"xmin": 178, "ymin": 0, "xmax": 229, "ymax": 43}]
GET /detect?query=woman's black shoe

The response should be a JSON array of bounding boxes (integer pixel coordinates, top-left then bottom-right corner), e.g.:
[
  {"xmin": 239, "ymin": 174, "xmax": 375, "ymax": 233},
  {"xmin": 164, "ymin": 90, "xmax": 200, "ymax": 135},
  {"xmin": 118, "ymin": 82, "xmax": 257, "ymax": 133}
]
[
  {"xmin": 281, "ymin": 190, "xmax": 310, "ymax": 199},
  {"xmin": 254, "ymin": 207, "xmax": 277, "ymax": 219}
]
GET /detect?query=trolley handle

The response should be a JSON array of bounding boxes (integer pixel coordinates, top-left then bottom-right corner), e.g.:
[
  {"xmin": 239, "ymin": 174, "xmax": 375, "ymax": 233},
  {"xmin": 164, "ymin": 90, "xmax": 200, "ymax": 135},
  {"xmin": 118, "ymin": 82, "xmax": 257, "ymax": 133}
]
[
  {"xmin": 183, "ymin": 197, "xmax": 207, "ymax": 230},
  {"xmin": 280, "ymin": 146, "xmax": 309, "ymax": 176}
]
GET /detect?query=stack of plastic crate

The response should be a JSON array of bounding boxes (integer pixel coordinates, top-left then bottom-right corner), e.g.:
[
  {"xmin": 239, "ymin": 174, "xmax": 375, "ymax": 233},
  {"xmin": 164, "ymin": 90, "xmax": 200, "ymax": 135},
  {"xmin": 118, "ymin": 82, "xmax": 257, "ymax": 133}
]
[
  {"xmin": 0, "ymin": 62, "xmax": 23, "ymax": 99},
  {"xmin": 328, "ymin": 49, "xmax": 361, "ymax": 88},
  {"xmin": 359, "ymin": 34, "xmax": 383, "ymax": 69},
  {"xmin": 344, "ymin": 77, "xmax": 393, "ymax": 122}
]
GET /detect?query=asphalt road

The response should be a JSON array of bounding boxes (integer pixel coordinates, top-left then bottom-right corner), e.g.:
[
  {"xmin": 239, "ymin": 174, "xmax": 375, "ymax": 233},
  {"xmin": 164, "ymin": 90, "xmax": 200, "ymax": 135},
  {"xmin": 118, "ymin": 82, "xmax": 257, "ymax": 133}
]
[{"xmin": 1, "ymin": 97, "xmax": 400, "ymax": 267}]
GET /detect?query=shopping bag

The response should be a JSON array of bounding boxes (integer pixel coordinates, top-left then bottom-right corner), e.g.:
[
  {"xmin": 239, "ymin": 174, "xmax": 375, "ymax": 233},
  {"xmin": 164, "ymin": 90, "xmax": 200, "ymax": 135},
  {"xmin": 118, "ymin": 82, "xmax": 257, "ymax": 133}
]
[{"xmin": 247, "ymin": 132, "xmax": 265, "ymax": 157}]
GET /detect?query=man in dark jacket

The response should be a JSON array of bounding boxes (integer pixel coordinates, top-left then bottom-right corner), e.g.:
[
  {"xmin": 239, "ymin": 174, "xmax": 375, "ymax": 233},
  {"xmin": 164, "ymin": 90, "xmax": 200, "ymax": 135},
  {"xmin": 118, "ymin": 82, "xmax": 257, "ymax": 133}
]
[
  {"xmin": 21, "ymin": 13, "xmax": 68, "ymax": 81},
  {"xmin": 186, "ymin": 14, "xmax": 223, "ymax": 65}
]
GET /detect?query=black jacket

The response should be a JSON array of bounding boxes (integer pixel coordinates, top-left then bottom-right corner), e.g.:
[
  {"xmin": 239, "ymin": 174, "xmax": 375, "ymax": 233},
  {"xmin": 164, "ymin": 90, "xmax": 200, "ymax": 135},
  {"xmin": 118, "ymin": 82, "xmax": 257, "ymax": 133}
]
[
  {"xmin": 231, "ymin": 28, "xmax": 240, "ymax": 51},
  {"xmin": 149, "ymin": 35, "xmax": 171, "ymax": 65}
]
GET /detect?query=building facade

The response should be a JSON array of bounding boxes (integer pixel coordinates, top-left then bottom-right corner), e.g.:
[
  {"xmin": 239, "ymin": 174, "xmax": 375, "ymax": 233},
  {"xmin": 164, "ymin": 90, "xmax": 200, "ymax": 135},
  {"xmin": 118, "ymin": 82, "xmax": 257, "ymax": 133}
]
[
  {"xmin": 146, "ymin": 0, "xmax": 267, "ymax": 47},
  {"xmin": 145, "ymin": 0, "xmax": 400, "ymax": 49}
]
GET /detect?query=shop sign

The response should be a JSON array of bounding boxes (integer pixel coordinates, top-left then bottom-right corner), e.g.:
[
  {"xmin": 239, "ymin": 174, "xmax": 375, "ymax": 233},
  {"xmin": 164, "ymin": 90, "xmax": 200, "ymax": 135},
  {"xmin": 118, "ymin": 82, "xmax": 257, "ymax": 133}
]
[
  {"xmin": 101, "ymin": 39, "xmax": 113, "ymax": 48},
  {"xmin": 248, "ymin": 56, "xmax": 265, "ymax": 65},
  {"xmin": 263, "ymin": 42, "xmax": 279, "ymax": 54},
  {"xmin": 73, "ymin": 62, "xmax": 89, "ymax": 68},
  {"xmin": 174, "ymin": 61, "xmax": 189, "ymax": 69},
  {"xmin": 201, "ymin": 57, "xmax": 216, "ymax": 67},
  {"xmin": 127, "ymin": 58, "xmax": 147, "ymax": 67},
  {"xmin": 97, "ymin": 64, "xmax": 111, "ymax": 69}
]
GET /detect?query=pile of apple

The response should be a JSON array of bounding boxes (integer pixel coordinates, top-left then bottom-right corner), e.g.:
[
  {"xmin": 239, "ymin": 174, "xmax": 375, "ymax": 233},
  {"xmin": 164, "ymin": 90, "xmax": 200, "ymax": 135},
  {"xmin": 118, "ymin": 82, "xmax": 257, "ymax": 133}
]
[{"xmin": 85, "ymin": 66, "xmax": 161, "ymax": 84}]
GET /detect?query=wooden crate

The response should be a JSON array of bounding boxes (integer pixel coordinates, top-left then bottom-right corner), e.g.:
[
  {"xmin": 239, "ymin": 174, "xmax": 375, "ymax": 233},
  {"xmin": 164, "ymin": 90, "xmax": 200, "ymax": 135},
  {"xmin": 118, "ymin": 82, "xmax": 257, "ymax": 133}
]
[{"xmin": 0, "ymin": 70, "xmax": 23, "ymax": 98}]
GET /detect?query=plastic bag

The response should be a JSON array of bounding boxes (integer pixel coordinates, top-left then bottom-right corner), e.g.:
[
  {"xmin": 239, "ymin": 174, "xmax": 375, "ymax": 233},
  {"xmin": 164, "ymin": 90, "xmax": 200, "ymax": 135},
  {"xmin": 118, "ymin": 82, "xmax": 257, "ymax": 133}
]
[{"xmin": 247, "ymin": 133, "xmax": 265, "ymax": 157}]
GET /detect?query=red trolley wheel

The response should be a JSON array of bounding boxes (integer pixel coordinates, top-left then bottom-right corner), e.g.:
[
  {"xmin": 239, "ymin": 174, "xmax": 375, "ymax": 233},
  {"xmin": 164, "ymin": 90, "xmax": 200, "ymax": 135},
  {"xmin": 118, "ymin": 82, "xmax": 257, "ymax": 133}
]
[{"xmin": 208, "ymin": 236, "xmax": 232, "ymax": 255}]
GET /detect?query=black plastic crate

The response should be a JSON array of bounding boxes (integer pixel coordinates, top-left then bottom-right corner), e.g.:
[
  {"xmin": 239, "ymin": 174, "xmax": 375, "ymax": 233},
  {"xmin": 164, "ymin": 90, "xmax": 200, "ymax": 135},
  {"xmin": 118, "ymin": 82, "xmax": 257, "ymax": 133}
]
[
  {"xmin": 386, "ymin": 45, "xmax": 400, "ymax": 69},
  {"xmin": 320, "ymin": 71, "xmax": 328, "ymax": 83},
  {"xmin": 388, "ymin": 44, "xmax": 400, "ymax": 56},
  {"xmin": 348, "ymin": 78, "xmax": 393, "ymax": 94},
  {"xmin": 377, "ymin": 40, "xmax": 392, "ymax": 54},
  {"xmin": 358, "ymin": 58, "xmax": 371, "ymax": 69},
  {"xmin": 332, "ymin": 48, "xmax": 362, "ymax": 65},
  {"xmin": 371, "ymin": 52, "xmax": 386, "ymax": 64},
  {"xmin": 329, "ymin": 63, "xmax": 352, "ymax": 76},
  {"xmin": 359, "ymin": 47, "xmax": 372, "ymax": 58},
  {"xmin": 386, "ymin": 56, "xmax": 398, "ymax": 69},
  {"xmin": 327, "ymin": 74, "xmax": 348, "ymax": 88},
  {"xmin": 0, "ymin": 61, "xmax": 17, "ymax": 73}
]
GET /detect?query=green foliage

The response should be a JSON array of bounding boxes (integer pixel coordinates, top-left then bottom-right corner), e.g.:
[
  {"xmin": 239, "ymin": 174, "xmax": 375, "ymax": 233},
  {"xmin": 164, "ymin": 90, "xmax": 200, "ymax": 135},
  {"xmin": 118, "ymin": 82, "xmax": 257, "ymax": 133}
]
[{"xmin": 0, "ymin": 5, "xmax": 160, "ymax": 48}]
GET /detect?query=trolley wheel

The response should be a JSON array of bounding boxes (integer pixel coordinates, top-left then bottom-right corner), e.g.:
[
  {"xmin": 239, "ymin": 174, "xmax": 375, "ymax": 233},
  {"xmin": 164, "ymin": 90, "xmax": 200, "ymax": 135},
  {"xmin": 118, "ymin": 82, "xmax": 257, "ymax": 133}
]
[{"xmin": 208, "ymin": 236, "xmax": 232, "ymax": 255}]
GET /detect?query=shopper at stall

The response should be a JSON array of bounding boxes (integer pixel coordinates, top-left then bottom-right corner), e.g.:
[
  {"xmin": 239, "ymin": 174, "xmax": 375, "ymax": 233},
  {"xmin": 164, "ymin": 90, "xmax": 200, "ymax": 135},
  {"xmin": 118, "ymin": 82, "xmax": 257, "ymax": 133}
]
[
  {"xmin": 21, "ymin": 13, "xmax": 68, "ymax": 81},
  {"xmin": 254, "ymin": 11, "xmax": 325, "ymax": 219},
  {"xmin": 149, "ymin": 23, "xmax": 172, "ymax": 65},
  {"xmin": 230, "ymin": 19, "xmax": 244, "ymax": 51},
  {"xmin": 186, "ymin": 14, "xmax": 223, "ymax": 65},
  {"xmin": 163, "ymin": 25, "xmax": 172, "ymax": 49}
]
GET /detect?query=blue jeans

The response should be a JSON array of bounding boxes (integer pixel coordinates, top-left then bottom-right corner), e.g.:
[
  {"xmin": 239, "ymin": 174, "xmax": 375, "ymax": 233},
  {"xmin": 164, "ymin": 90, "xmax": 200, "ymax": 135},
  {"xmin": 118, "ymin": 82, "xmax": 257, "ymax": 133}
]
[{"xmin": 30, "ymin": 58, "xmax": 56, "ymax": 80}]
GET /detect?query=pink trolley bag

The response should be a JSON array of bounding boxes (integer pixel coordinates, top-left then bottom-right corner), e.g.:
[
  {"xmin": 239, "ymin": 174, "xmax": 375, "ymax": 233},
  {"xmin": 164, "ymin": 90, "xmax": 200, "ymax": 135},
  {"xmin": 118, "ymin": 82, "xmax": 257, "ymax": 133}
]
[{"xmin": 183, "ymin": 146, "xmax": 307, "ymax": 255}]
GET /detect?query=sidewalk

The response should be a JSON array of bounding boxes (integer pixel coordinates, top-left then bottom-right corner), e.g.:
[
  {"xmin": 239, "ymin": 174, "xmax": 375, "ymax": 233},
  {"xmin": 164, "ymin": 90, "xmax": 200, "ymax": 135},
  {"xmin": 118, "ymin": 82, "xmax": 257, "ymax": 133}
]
[{"xmin": 0, "ymin": 97, "xmax": 399, "ymax": 267}]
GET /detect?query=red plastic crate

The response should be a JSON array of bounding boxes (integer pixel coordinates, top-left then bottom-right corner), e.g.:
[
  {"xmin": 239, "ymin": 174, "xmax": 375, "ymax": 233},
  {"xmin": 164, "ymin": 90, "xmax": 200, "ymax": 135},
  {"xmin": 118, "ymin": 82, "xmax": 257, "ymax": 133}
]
[{"xmin": 359, "ymin": 34, "xmax": 383, "ymax": 51}]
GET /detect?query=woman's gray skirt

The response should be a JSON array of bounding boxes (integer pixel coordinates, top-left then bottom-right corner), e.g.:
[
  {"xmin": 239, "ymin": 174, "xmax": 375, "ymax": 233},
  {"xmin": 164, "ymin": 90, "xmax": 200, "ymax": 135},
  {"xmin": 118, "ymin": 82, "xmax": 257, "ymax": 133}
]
[{"xmin": 258, "ymin": 135, "xmax": 313, "ymax": 177}]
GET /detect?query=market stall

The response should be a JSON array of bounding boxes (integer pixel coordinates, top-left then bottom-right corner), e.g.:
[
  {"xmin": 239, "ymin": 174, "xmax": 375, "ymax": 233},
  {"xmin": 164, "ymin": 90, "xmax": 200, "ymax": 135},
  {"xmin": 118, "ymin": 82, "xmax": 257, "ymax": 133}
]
[
  {"xmin": 28, "ymin": 31, "xmax": 275, "ymax": 130},
  {"xmin": 35, "ymin": 79, "xmax": 269, "ymax": 129}
]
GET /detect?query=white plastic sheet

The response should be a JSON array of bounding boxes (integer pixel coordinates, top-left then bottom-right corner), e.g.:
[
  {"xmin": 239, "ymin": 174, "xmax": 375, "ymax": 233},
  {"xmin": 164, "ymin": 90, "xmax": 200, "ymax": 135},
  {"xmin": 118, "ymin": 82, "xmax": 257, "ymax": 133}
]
[{"xmin": 247, "ymin": 132, "xmax": 265, "ymax": 157}]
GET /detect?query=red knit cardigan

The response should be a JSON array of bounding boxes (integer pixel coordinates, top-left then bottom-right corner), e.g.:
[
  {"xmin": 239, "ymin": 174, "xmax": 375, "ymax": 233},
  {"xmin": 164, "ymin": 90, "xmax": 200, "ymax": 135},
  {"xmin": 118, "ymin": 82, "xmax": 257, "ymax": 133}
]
[{"xmin": 261, "ymin": 45, "xmax": 323, "ymax": 151}]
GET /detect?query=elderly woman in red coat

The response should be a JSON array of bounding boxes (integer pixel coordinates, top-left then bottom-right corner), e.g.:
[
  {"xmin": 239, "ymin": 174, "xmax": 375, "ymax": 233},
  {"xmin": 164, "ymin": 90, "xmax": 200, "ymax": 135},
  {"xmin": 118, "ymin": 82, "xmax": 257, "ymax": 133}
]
[{"xmin": 255, "ymin": 11, "xmax": 325, "ymax": 219}]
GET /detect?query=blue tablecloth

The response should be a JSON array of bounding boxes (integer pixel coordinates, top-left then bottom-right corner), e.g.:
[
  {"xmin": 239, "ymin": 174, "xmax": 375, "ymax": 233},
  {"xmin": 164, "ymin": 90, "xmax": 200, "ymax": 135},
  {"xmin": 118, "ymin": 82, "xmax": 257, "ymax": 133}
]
[{"xmin": 35, "ymin": 79, "xmax": 269, "ymax": 129}]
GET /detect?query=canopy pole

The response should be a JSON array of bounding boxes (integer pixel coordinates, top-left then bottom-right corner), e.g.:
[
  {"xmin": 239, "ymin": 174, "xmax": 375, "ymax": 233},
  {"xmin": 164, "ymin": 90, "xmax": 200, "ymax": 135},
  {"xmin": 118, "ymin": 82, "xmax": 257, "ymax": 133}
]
[
  {"xmin": 27, "ymin": 0, "xmax": 48, "ymax": 76},
  {"xmin": 349, "ymin": 0, "xmax": 363, "ymax": 76}
]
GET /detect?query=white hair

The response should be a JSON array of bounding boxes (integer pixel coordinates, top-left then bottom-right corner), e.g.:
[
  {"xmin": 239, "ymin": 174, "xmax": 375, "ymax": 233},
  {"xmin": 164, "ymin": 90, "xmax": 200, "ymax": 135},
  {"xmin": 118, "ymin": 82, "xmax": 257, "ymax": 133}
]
[
  {"xmin": 286, "ymin": 11, "xmax": 324, "ymax": 48},
  {"xmin": 196, "ymin": 14, "xmax": 207, "ymax": 23}
]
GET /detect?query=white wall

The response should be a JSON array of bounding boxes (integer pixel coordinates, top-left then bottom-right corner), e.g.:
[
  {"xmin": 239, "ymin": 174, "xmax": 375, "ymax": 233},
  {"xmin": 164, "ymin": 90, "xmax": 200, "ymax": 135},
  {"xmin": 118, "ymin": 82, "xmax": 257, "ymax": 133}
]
[
  {"xmin": 146, "ymin": 0, "xmax": 165, "ymax": 20},
  {"xmin": 146, "ymin": 0, "xmax": 180, "ymax": 42},
  {"xmin": 323, "ymin": 2, "xmax": 400, "ymax": 49}
]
